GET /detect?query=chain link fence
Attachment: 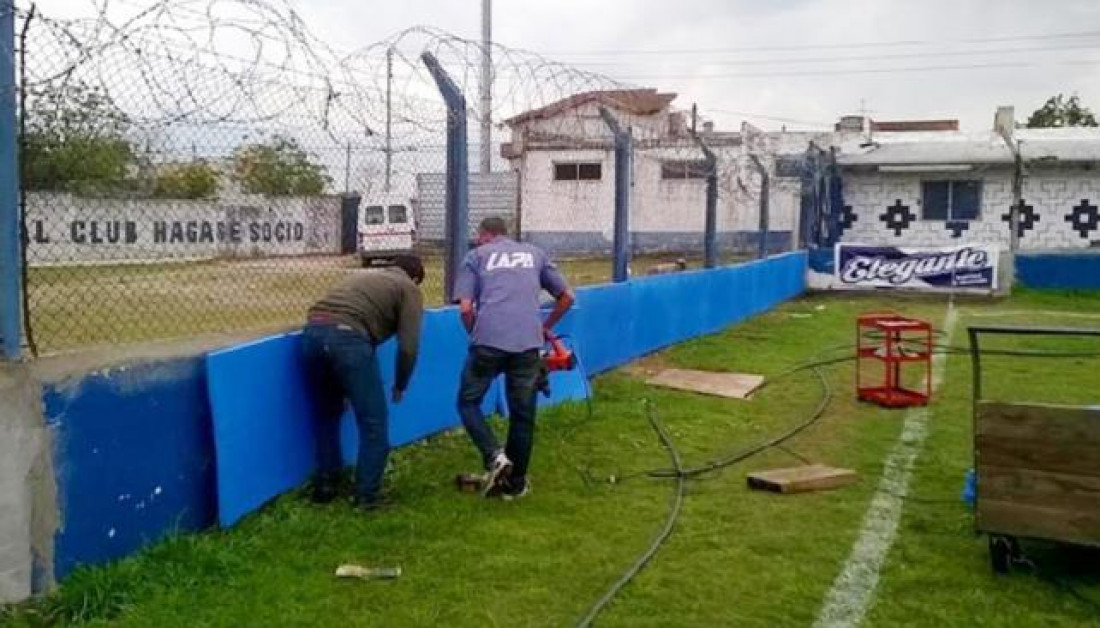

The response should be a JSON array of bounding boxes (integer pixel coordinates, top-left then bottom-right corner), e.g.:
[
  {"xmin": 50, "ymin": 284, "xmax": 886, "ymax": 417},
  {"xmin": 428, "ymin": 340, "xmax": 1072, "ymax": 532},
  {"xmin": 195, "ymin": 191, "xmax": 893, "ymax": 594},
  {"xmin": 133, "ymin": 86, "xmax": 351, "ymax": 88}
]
[{"xmin": 12, "ymin": 0, "xmax": 801, "ymax": 356}]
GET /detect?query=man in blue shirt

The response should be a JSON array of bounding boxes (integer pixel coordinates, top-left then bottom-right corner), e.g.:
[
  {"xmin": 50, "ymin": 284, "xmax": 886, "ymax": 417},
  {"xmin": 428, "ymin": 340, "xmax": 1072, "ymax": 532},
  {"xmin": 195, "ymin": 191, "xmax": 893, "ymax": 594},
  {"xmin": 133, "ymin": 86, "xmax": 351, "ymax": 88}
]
[{"xmin": 454, "ymin": 217, "xmax": 575, "ymax": 499}]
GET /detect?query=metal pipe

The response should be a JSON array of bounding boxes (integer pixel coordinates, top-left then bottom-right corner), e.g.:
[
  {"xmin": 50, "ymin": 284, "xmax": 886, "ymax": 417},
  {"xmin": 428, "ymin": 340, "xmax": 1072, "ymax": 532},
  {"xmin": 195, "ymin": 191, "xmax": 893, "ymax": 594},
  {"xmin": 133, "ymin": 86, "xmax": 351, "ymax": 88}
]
[
  {"xmin": 422, "ymin": 52, "xmax": 469, "ymax": 303},
  {"xmin": 691, "ymin": 131, "xmax": 718, "ymax": 268},
  {"xmin": 748, "ymin": 154, "xmax": 770, "ymax": 259},
  {"xmin": 0, "ymin": 0, "xmax": 22, "ymax": 360},
  {"xmin": 599, "ymin": 106, "xmax": 631, "ymax": 283},
  {"xmin": 384, "ymin": 46, "xmax": 393, "ymax": 192}
]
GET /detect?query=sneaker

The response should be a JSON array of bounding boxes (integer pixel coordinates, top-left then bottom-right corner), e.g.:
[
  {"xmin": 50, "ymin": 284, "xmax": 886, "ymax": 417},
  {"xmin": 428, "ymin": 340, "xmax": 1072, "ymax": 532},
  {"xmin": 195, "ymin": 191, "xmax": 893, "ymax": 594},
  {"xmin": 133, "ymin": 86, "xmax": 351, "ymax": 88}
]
[
  {"xmin": 501, "ymin": 478, "xmax": 530, "ymax": 502},
  {"xmin": 352, "ymin": 493, "xmax": 395, "ymax": 512},
  {"xmin": 483, "ymin": 451, "xmax": 513, "ymax": 497}
]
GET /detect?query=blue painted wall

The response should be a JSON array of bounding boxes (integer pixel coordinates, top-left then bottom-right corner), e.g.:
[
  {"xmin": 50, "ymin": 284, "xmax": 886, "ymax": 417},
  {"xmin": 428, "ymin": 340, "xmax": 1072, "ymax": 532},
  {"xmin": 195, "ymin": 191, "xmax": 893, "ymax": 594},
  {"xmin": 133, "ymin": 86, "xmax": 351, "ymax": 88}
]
[
  {"xmin": 43, "ymin": 358, "xmax": 216, "ymax": 579},
  {"xmin": 41, "ymin": 251, "xmax": 807, "ymax": 576},
  {"xmin": 1016, "ymin": 252, "xmax": 1100, "ymax": 290}
]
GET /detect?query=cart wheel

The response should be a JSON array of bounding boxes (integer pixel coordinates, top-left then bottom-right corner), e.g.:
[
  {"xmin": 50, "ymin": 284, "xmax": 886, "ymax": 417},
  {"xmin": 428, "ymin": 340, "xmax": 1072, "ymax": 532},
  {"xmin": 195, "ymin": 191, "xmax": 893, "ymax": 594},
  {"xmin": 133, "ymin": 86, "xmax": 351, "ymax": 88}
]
[{"xmin": 990, "ymin": 536, "xmax": 1012, "ymax": 574}]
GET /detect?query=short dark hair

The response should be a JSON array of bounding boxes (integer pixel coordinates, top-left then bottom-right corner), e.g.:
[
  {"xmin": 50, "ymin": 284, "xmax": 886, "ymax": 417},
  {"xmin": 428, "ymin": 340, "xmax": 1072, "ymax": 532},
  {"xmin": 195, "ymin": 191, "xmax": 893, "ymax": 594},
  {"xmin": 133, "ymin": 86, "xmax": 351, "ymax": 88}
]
[
  {"xmin": 392, "ymin": 254, "xmax": 425, "ymax": 285},
  {"xmin": 478, "ymin": 216, "xmax": 509, "ymax": 237}
]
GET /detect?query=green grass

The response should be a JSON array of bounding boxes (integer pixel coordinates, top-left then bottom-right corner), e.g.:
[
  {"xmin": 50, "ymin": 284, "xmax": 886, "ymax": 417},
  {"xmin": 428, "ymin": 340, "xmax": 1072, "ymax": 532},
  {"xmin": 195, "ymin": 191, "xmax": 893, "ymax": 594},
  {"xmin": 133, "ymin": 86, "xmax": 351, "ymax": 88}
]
[
  {"xmin": 4, "ymin": 291, "xmax": 1099, "ymax": 627},
  {"xmin": 26, "ymin": 252, "xmax": 742, "ymax": 354}
]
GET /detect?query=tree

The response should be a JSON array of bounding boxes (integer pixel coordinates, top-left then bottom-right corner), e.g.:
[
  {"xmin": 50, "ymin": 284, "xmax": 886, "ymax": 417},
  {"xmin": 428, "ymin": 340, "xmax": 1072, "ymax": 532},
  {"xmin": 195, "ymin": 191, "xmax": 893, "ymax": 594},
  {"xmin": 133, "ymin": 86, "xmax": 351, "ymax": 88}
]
[
  {"xmin": 1026, "ymin": 94, "xmax": 1098, "ymax": 128},
  {"xmin": 153, "ymin": 160, "xmax": 220, "ymax": 199},
  {"xmin": 22, "ymin": 84, "xmax": 136, "ymax": 195},
  {"xmin": 232, "ymin": 136, "xmax": 330, "ymax": 196}
]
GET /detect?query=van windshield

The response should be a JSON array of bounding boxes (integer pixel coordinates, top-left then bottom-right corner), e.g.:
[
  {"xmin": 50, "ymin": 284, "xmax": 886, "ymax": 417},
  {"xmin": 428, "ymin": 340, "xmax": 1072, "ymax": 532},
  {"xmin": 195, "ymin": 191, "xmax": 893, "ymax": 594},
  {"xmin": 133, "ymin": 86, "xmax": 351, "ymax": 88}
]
[
  {"xmin": 363, "ymin": 206, "xmax": 385, "ymax": 225},
  {"xmin": 388, "ymin": 205, "xmax": 408, "ymax": 224}
]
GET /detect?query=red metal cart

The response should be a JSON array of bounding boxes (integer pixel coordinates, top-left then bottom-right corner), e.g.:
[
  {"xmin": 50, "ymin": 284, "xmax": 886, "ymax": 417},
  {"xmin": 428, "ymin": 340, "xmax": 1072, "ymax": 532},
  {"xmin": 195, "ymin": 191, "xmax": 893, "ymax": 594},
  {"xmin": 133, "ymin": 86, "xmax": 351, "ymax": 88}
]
[{"xmin": 856, "ymin": 313, "xmax": 932, "ymax": 408}]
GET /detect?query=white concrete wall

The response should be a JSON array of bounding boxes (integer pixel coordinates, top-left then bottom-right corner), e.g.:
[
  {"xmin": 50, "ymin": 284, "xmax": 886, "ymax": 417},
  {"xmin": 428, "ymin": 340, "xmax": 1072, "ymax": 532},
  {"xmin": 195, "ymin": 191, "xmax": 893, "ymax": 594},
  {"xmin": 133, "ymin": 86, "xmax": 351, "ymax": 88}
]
[
  {"xmin": 518, "ymin": 144, "xmax": 800, "ymax": 242},
  {"xmin": 840, "ymin": 167, "xmax": 1100, "ymax": 249},
  {"xmin": 520, "ymin": 148, "xmax": 617, "ymax": 238},
  {"xmin": 25, "ymin": 193, "xmax": 344, "ymax": 266},
  {"xmin": 0, "ymin": 367, "xmax": 53, "ymax": 604}
]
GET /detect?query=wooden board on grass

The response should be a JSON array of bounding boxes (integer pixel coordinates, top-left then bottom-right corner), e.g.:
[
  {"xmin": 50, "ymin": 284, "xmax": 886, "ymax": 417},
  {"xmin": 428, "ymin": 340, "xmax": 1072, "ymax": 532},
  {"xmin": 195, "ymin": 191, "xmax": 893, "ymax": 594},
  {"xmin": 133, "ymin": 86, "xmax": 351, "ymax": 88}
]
[
  {"xmin": 646, "ymin": 369, "xmax": 765, "ymax": 400},
  {"xmin": 747, "ymin": 464, "xmax": 858, "ymax": 494}
]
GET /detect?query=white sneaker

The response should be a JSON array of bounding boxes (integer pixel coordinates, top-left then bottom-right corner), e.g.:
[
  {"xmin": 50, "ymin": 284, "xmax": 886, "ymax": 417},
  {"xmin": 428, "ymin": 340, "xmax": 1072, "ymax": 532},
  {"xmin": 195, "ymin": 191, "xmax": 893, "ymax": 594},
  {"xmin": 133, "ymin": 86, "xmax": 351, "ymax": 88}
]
[{"xmin": 483, "ymin": 452, "xmax": 513, "ymax": 497}]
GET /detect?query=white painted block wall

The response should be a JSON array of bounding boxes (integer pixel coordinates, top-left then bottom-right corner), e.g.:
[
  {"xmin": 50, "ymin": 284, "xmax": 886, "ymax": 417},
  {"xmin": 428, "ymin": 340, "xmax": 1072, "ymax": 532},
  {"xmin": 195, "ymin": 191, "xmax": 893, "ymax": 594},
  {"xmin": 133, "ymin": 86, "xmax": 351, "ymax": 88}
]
[{"xmin": 840, "ymin": 169, "xmax": 1100, "ymax": 249}]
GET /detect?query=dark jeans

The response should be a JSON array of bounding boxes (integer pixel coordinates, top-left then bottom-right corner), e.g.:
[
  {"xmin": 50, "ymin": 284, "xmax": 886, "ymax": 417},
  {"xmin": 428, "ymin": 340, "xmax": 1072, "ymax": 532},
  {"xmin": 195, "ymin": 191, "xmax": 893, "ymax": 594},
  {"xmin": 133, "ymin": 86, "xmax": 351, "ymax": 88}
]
[
  {"xmin": 301, "ymin": 323, "xmax": 389, "ymax": 502},
  {"xmin": 457, "ymin": 345, "xmax": 541, "ymax": 482}
]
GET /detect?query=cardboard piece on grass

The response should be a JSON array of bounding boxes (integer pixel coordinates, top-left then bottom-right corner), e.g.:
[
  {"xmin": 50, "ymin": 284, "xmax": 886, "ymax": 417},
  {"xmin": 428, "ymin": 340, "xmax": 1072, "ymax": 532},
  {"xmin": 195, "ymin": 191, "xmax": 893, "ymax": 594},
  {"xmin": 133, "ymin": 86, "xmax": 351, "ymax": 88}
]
[
  {"xmin": 646, "ymin": 369, "xmax": 765, "ymax": 400},
  {"xmin": 206, "ymin": 308, "xmax": 501, "ymax": 527}
]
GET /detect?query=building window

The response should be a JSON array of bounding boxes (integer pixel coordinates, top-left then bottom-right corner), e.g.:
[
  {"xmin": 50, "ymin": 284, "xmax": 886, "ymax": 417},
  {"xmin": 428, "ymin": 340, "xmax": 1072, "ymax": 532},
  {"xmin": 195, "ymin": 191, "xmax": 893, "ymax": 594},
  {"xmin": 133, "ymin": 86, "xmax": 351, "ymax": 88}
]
[
  {"xmin": 661, "ymin": 160, "xmax": 709, "ymax": 180},
  {"xmin": 921, "ymin": 180, "xmax": 982, "ymax": 221},
  {"xmin": 554, "ymin": 162, "xmax": 602, "ymax": 181}
]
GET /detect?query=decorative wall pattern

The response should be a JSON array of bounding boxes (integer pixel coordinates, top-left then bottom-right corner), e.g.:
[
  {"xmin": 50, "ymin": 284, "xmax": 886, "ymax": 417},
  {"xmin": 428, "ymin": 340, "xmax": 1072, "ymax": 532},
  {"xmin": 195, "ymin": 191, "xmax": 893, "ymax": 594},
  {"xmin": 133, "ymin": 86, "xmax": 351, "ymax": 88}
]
[{"xmin": 840, "ymin": 171, "xmax": 1100, "ymax": 249}]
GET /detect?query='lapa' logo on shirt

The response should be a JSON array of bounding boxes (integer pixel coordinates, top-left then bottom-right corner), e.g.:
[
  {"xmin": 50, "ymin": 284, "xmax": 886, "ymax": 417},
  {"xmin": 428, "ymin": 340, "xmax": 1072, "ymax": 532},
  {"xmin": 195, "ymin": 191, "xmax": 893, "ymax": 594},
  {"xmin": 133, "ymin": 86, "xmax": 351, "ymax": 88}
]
[{"xmin": 486, "ymin": 251, "xmax": 535, "ymax": 271}]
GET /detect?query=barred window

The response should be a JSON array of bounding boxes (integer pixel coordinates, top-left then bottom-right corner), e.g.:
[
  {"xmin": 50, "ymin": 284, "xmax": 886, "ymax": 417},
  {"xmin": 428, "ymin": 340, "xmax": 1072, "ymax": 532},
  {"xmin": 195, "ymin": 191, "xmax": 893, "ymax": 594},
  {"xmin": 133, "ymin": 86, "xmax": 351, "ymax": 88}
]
[
  {"xmin": 554, "ymin": 162, "xmax": 602, "ymax": 181},
  {"xmin": 661, "ymin": 160, "xmax": 709, "ymax": 180}
]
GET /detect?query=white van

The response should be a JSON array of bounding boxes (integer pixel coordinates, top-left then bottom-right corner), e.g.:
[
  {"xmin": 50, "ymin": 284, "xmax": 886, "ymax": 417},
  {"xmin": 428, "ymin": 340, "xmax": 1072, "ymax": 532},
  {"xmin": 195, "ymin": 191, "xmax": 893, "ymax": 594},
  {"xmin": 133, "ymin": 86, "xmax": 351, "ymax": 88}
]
[{"xmin": 358, "ymin": 198, "xmax": 416, "ymax": 267}]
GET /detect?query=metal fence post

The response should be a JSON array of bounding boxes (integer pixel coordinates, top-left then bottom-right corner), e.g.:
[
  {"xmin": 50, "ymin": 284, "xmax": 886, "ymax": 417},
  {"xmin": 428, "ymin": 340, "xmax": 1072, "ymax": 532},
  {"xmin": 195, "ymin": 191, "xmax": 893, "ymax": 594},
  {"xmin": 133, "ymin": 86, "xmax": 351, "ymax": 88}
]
[
  {"xmin": 748, "ymin": 154, "xmax": 770, "ymax": 259},
  {"xmin": 422, "ymin": 52, "xmax": 469, "ymax": 304},
  {"xmin": 598, "ymin": 106, "xmax": 631, "ymax": 283},
  {"xmin": 691, "ymin": 132, "xmax": 718, "ymax": 268},
  {"xmin": 0, "ymin": 0, "xmax": 22, "ymax": 360}
]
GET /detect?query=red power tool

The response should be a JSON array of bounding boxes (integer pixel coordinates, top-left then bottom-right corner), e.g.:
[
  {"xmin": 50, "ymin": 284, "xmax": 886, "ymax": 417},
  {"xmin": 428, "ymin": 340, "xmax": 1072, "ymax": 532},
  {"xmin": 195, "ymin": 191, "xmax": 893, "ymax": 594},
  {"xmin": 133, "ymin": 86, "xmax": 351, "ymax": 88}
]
[
  {"xmin": 544, "ymin": 331, "xmax": 576, "ymax": 372},
  {"xmin": 537, "ymin": 331, "xmax": 576, "ymax": 396}
]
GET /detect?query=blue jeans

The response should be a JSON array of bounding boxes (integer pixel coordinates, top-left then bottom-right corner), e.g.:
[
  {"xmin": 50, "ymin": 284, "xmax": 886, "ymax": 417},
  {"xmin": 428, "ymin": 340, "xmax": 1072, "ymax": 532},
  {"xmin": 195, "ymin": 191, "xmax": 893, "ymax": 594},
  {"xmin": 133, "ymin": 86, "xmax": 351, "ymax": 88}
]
[
  {"xmin": 457, "ymin": 346, "xmax": 542, "ymax": 482},
  {"xmin": 301, "ymin": 323, "xmax": 389, "ymax": 502}
]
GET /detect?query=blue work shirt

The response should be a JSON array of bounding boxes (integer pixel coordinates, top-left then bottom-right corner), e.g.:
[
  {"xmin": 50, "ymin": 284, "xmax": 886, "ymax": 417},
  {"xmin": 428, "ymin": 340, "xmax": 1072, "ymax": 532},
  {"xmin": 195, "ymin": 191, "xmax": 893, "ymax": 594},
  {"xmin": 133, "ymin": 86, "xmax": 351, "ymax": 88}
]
[{"xmin": 454, "ymin": 237, "xmax": 570, "ymax": 353}]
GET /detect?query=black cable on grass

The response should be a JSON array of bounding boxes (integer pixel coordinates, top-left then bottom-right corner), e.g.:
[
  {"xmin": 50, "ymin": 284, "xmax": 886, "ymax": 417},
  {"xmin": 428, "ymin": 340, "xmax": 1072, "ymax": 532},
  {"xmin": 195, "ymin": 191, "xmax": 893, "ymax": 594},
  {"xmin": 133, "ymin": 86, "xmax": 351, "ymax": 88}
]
[
  {"xmin": 577, "ymin": 401, "xmax": 685, "ymax": 628},
  {"xmin": 646, "ymin": 366, "xmax": 833, "ymax": 479},
  {"xmin": 613, "ymin": 343, "xmax": 1100, "ymax": 484}
]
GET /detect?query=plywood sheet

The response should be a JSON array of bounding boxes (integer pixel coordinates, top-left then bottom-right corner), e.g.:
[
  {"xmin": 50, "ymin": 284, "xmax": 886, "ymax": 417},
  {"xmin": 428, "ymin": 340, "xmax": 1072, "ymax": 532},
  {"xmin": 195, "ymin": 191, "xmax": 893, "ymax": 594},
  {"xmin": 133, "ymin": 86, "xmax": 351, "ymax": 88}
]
[
  {"xmin": 747, "ymin": 464, "xmax": 858, "ymax": 494},
  {"xmin": 646, "ymin": 369, "xmax": 765, "ymax": 400}
]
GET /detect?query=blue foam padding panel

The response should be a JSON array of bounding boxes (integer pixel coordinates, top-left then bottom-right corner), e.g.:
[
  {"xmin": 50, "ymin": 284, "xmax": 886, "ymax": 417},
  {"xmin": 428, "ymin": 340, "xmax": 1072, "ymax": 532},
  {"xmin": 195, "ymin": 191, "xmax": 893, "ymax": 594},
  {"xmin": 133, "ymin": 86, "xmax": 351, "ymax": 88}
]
[
  {"xmin": 44, "ymin": 359, "xmax": 216, "ymax": 578},
  {"xmin": 573, "ymin": 282, "xmax": 634, "ymax": 373},
  {"xmin": 207, "ymin": 332, "xmax": 317, "ymax": 527},
  {"xmin": 1017, "ymin": 253, "xmax": 1100, "ymax": 290}
]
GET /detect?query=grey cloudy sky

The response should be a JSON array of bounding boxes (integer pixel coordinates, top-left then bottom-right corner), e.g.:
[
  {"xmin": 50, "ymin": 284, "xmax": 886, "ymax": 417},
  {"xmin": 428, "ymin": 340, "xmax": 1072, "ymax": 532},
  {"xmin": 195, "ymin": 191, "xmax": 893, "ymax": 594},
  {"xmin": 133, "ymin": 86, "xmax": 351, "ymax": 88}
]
[
  {"xmin": 37, "ymin": 0, "xmax": 1100, "ymax": 133},
  {"xmin": 303, "ymin": 0, "xmax": 1100, "ymax": 132}
]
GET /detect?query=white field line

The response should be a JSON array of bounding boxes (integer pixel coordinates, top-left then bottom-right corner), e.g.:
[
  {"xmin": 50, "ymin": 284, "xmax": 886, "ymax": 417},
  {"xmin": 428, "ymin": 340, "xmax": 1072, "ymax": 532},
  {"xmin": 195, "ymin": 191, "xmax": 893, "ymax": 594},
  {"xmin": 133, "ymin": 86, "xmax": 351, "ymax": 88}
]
[
  {"xmin": 813, "ymin": 302, "xmax": 957, "ymax": 628},
  {"xmin": 962, "ymin": 309, "xmax": 1100, "ymax": 320}
]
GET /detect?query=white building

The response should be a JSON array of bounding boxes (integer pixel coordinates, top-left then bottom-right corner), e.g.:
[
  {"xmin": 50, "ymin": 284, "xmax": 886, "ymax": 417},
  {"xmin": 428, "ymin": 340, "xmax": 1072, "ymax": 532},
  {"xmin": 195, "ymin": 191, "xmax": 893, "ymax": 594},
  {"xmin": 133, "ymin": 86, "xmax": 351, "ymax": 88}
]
[
  {"xmin": 500, "ymin": 89, "xmax": 817, "ymax": 255},
  {"xmin": 832, "ymin": 114, "xmax": 1100, "ymax": 250}
]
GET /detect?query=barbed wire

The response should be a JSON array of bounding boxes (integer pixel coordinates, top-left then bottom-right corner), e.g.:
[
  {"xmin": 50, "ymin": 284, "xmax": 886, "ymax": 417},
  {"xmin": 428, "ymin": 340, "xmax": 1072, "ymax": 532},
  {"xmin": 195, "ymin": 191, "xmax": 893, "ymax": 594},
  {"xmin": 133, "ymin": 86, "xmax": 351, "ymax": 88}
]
[{"xmin": 13, "ymin": 0, "xmax": 796, "ymax": 354}]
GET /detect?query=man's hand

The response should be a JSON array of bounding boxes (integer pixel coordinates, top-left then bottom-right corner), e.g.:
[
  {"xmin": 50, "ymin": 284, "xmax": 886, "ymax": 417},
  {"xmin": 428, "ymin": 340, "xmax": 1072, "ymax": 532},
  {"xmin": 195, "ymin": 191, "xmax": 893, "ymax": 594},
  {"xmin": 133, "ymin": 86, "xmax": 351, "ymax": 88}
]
[
  {"xmin": 392, "ymin": 387, "xmax": 405, "ymax": 404},
  {"xmin": 459, "ymin": 299, "xmax": 476, "ymax": 333}
]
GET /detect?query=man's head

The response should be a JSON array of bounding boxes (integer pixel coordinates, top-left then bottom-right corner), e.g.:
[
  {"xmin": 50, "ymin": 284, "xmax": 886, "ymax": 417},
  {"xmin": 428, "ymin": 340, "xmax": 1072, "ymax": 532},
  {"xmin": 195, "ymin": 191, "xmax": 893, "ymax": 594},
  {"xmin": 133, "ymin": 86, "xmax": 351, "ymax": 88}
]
[
  {"xmin": 477, "ymin": 216, "xmax": 509, "ymax": 245},
  {"xmin": 392, "ymin": 254, "xmax": 425, "ymax": 285}
]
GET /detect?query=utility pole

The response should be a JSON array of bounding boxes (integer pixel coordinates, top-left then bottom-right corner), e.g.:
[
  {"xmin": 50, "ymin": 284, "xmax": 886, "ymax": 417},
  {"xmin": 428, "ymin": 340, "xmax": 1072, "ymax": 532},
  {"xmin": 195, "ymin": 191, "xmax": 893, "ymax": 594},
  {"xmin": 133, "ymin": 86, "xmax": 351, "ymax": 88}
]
[
  {"xmin": 344, "ymin": 141, "xmax": 352, "ymax": 194},
  {"xmin": 384, "ymin": 46, "xmax": 393, "ymax": 193},
  {"xmin": 479, "ymin": 0, "xmax": 492, "ymax": 174},
  {"xmin": 994, "ymin": 106, "xmax": 1020, "ymax": 289}
]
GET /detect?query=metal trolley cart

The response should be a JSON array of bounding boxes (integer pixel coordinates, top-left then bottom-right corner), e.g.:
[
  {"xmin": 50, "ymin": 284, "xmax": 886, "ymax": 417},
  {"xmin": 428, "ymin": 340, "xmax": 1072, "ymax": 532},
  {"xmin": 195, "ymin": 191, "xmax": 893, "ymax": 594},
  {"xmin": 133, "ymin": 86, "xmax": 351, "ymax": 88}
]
[{"xmin": 968, "ymin": 325, "xmax": 1100, "ymax": 573}]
